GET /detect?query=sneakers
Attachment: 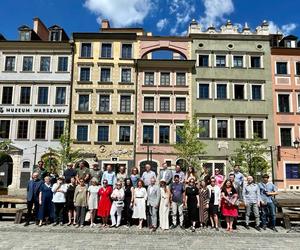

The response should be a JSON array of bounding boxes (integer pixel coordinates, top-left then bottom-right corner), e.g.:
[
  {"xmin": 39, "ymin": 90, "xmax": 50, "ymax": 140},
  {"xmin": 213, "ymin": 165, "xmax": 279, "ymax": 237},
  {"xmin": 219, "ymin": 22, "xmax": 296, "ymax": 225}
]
[
  {"xmin": 255, "ymin": 226, "xmax": 261, "ymax": 231},
  {"xmin": 271, "ymin": 227, "xmax": 278, "ymax": 232},
  {"xmin": 191, "ymin": 226, "xmax": 195, "ymax": 232}
]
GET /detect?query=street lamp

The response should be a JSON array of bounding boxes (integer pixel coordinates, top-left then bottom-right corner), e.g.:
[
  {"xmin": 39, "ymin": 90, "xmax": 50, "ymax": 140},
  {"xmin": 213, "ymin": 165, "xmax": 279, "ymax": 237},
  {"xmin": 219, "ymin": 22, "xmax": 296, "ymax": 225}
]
[{"xmin": 293, "ymin": 138, "xmax": 300, "ymax": 149}]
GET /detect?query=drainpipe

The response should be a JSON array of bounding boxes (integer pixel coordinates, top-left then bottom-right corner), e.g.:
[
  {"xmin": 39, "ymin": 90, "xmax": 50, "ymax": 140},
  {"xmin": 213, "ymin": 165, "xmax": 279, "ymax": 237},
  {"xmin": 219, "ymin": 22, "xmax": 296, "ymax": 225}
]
[{"xmin": 133, "ymin": 59, "xmax": 138, "ymax": 167}]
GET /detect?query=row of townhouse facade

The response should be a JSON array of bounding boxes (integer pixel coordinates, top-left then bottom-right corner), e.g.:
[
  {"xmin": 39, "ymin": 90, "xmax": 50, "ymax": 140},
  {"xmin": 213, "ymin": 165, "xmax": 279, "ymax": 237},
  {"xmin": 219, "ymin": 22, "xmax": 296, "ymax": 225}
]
[{"xmin": 0, "ymin": 18, "xmax": 299, "ymax": 193}]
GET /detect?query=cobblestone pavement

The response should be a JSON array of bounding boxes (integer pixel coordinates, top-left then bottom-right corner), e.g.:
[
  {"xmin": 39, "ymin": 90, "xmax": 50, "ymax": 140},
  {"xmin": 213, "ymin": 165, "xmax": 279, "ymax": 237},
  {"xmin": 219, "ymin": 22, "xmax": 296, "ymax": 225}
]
[{"xmin": 0, "ymin": 222, "xmax": 299, "ymax": 250}]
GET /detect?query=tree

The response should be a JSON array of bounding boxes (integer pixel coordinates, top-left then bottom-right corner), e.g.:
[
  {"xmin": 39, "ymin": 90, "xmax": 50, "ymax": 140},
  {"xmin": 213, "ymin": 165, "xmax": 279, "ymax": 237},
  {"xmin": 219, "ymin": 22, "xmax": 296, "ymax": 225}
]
[
  {"xmin": 48, "ymin": 125, "xmax": 82, "ymax": 173},
  {"xmin": 173, "ymin": 116, "xmax": 206, "ymax": 172},
  {"xmin": 230, "ymin": 137, "xmax": 270, "ymax": 180}
]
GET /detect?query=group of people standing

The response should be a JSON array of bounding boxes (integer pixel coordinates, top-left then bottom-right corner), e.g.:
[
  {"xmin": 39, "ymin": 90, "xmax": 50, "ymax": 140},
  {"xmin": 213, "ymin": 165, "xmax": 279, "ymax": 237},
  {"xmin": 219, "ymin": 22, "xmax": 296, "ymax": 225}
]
[{"xmin": 25, "ymin": 160, "xmax": 279, "ymax": 232}]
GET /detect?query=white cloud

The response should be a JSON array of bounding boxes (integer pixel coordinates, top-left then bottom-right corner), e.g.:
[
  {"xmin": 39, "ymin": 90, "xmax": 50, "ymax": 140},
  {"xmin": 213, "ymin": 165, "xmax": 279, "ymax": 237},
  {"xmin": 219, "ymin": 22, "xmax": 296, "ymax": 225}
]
[
  {"xmin": 156, "ymin": 18, "xmax": 169, "ymax": 31},
  {"xmin": 84, "ymin": 0, "xmax": 153, "ymax": 27},
  {"xmin": 200, "ymin": 0, "xmax": 234, "ymax": 28},
  {"xmin": 269, "ymin": 21, "xmax": 297, "ymax": 35},
  {"xmin": 169, "ymin": 0, "xmax": 195, "ymax": 35}
]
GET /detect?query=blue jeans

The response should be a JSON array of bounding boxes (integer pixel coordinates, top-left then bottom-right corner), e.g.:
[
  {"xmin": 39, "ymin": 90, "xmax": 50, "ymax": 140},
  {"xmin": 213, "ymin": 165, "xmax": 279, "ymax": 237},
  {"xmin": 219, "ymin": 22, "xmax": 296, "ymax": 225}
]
[{"xmin": 261, "ymin": 202, "xmax": 276, "ymax": 227}]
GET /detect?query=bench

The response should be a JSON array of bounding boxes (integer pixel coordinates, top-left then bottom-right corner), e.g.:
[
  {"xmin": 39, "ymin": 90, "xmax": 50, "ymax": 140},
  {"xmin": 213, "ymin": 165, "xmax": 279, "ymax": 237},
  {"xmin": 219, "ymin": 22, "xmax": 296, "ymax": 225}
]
[{"xmin": 0, "ymin": 207, "xmax": 27, "ymax": 224}]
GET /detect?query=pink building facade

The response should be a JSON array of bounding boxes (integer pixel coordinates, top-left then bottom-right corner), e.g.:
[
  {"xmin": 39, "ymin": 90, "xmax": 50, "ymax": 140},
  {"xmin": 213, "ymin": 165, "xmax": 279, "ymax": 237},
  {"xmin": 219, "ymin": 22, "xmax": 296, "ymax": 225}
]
[
  {"xmin": 271, "ymin": 35, "xmax": 300, "ymax": 190},
  {"xmin": 135, "ymin": 37, "xmax": 194, "ymax": 173}
]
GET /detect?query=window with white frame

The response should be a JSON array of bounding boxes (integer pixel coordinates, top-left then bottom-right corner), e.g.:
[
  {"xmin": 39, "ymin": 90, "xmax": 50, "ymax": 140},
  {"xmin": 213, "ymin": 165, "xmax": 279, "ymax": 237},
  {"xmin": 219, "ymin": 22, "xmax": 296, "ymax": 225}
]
[
  {"xmin": 20, "ymin": 86, "xmax": 31, "ymax": 104},
  {"xmin": 143, "ymin": 125, "xmax": 154, "ymax": 143},
  {"xmin": 216, "ymin": 84, "xmax": 227, "ymax": 99},
  {"xmin": 160, "ymin": 72, "xmax": 170, "ymax": 86},
  {"xmin": 234, "ymin": 84, "xmax": 245, "ymax": 100},
  {"xmin": 81, "ymin": 43, "xmax": 92, "ymax": 58},
  {"xmin": 120, "ymin": 95, "xmax": 131, "ymax": 113},
  {"xmin": 121, "ymin": 68, "xmax": 131, "ymax": 83},
  {"xmin": 37, "ymin": 87, "xmax": 49, "ymax": 105},
  {"xmin": 100, "ymin": 67, "xmax": 111, "ymax": 82},
  {"xmin": 176, "ymin": 97, "xmax": 186, "ymax": 112},
  {"xmin": 35, "ymin": 120, "xmax": 46, "ymax": 139},
  {"xmin": 160, "ymin": 97, "xmax": 170, "ymax": 112},
  {"xmin": 101, "ymin": 43, "xmax": 112, "ymax": 58},
  {"xmin": 215, "ymin": 55, "xmax": 226, "ymax": 67},
  {"xmin": 217, "ymin": 120, "xmax": 228, "ymax": 138},
  {"xmin": 144, "ymin": 96, "xmax": 155, "ymax": 112},
  {"xmin": 55, "ymin": 87, "xmax": 66, "ymax": 105},
  {"xmin": 40, "ymin": 56, "xmax": 51, "ymax": 72},
  {"xmin": 144, "ymin": 72, "xmax": 155, "ymax": 85},
  {"xmin": 199, "ymin": 119, "xmax": 210, "ymax": 138},
  {"xmin": 276, "ymin": 62, "xmax": 288, "ymax": 75},
  {"xmin": 296, "ymin": 62, "xmax": 300, "ymax": 75},
  {"xmin": 78, "ymin": 94, "xmax": 89, "ymax": 111},
  {"xmin": 253, "ymin": 120, "xmax": 264, "ymax": 139},
  {"xmin": 233, "ymin": 56, "xmax": 243, "ymax": 68},
  {"xmin": 80, "ymin": 67, "xmax": 91, "ymax": 81},
  {"xmin": 4, "ymin": 56, "xmax": 15, "ymax": 71},
  {"xmin": 198, "ymin": 83, "xmax": 210, "ymax": 99},
  {"xmin": 250, "ymin": 56, "xmax": 261, "ymax": 68},
  {"xmin": 198, "ymin": 55, "xmax": 209, "ymax": 67},
  {"xmin": 176, "ymin": 73, "xmax": 186, "ymax": 86},
  {"xmin": 99, "ymin": 94, "xmax": 110, "ymax": 112},
  {"xmin": 278, "ymin": 94, "xmax": 290, "ymax": 112},
  {"xmin": 57, "ymin": 57, "xmax": 68, "ymax": 72},
  {"xmin": 2, "ymin": 87, "xmax": 13, "ymax": 104},
  {"xmin": 53, "ymin": 121, "xmax": 64, "ymax": 139},
  {"xmin": 280, "ymin": 127, "xmax": 292, "ymax": 146},
  {"xmin": 98, "ymin": 125, "xmax": 109, "ymax": 142},
  {"xmin": 17, "ymin": 120, "xmax": 28, "ymax": 139},
  {"xmin": 119, "ymin": 125, "xmax": 131, "ymax": 142},
  {"xmin": 159, "ymin": 125, "xmax": 170, "ymax": 143},
  {"xmin": 77, "ymin": 125, "xmax": 89, "ymax": 141},
  {"xmin": 0, "ymin": 120, "xmax": 10, "ymax": 139},
  {"xmin": 251, "ymin": 85, "xmax": 262, "ymax": 100},
  {"xmin": 22, "ymin": 56, "xmax": 33, "ymax": 71}
]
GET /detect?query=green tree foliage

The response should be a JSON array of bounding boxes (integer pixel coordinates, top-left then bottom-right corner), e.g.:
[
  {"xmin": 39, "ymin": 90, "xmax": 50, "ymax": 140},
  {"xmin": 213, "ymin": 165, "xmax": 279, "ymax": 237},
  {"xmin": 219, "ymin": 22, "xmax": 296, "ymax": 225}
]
[
  {"xmin": 230, "ymin": 137, "xmax": 270, "ymax": 179},
  {"xmin": 173, "ymin": 117, "xmax": 206, "ymax": 172},
  {"xmin": 48, "ymin": 125, "xmax": 82, "ymax": 173}
]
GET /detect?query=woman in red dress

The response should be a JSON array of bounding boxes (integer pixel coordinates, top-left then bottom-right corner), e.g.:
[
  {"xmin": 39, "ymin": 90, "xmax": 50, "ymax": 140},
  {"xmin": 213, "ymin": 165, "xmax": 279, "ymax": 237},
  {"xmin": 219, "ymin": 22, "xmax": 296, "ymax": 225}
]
[
  {"xmin": 221, "ymin": 179, "xmax": 238, "ymax": 232},
  {"xmin": 97, "ymin": 179, "xmax": 112, "ymax": 227}
]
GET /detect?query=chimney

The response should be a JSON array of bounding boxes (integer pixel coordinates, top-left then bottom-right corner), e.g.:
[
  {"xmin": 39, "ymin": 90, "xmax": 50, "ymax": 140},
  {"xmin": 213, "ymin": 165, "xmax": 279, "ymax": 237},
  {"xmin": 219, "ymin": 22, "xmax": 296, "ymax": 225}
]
[
  {"xmin": 101, "ymin": 19, "xmax": 110, "ymax": 29},
  {"xmin": 33, "ymin": 17, "xmax": 49, "ymax": 41}
]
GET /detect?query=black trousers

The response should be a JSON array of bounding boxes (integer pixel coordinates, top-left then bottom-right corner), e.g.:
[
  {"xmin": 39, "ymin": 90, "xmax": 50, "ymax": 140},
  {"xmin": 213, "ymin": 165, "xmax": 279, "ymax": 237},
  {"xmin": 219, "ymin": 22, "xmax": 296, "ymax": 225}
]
[
  {"xmin": 76, "ymin": 206, "xmax": 86, "ymax": 226},
  {"xmin": 54, "ymin": 203, "xmax": 65, "ymax": 223},
  {"xmin": 26, "ymin": 200, "xmax": 39, "ymax": 223}
]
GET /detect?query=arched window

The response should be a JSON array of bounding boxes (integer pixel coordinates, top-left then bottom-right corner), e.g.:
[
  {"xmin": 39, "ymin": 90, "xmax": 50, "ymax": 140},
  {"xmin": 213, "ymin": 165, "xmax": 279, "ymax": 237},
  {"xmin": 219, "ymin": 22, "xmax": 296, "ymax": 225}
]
[{"xmin": 22, "ymin": 161, "xmax": 30, "ymax": 169}]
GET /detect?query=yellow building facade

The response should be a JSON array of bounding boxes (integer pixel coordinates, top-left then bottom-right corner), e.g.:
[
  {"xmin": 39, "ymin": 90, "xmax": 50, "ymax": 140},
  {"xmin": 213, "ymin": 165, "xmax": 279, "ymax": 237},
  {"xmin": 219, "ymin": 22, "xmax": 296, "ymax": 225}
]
[{"xmin": 70, "ymin": 22, "xmax": 148, "ymax": 173}]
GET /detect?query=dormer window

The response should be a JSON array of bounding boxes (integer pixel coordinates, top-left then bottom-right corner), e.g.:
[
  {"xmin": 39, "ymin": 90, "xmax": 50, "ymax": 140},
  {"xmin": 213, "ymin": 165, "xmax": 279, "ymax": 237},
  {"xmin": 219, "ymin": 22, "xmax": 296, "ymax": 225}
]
[
  {"xmin": 20, "ymin": 31, "xmax": 31, "ymax": 41},
  {"xmin": 50, "ymin": 30, "xmax": 61, "ymax": 41}
]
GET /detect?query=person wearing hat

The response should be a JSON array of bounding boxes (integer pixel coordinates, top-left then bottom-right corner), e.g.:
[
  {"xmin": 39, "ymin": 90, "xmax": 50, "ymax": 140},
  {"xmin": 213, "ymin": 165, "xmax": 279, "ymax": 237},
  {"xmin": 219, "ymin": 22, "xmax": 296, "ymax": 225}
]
[
  {"xmin": 258, "ymin": 174, "xmax": 278, "ymax": 232},
  {"xmin": 159, "ymin": 178, "xmax": 171, "ymax": 230},
  {"xmin": 52, "ymin": 175, "xmax": 67, "ymax": 226}
]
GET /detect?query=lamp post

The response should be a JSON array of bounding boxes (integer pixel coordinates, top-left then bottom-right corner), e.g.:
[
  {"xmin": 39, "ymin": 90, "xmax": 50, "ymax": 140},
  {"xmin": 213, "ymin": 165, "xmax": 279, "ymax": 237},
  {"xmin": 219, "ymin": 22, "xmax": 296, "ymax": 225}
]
[
  {"xmin": 269, "ymin": 146, "xmax": 275, "ymax": 184},
  {"xmin": 293, "ymin": 138, "xmax": 300, "ymax": 150}
]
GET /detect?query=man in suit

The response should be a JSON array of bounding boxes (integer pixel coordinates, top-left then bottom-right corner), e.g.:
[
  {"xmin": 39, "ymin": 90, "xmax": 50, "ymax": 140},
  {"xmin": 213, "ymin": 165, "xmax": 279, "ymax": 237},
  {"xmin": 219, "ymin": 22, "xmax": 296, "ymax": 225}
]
[
  {"xmin": 147, "ymin": 177, "xmax": 160, "ymax": 232},
  {"xmin": 158, "ymin": 162, "xmax": 173, "ymax": 186},
  {"xmin": 24, "ymin": 172, "xmax": 43, "ymax": 226}
]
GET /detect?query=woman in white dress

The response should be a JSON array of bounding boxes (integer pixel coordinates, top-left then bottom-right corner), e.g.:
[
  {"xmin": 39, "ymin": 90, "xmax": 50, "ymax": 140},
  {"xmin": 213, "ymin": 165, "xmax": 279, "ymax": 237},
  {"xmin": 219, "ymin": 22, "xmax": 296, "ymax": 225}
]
[
  {"xmin": 132, "ymin": 180, "xmax": 147, "ymax": 229},
  {"xmin": 110, "ymin": 182, "xmax": 125, "ymax": 227},
  {"xmin": 159, "ymin": 179, "xmax": 171, "ymax": 230},
  {"xmin": 87, "ymin": 178, "xmax": 100, "ymax": 227}
]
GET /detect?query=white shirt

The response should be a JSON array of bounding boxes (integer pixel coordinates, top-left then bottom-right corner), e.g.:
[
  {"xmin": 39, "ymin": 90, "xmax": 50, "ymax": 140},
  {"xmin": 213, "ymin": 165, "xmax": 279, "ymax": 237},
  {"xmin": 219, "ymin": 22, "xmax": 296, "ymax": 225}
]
[{"xmin": 52, "ymin": 183, "xmax": 67, "ymax": 203}]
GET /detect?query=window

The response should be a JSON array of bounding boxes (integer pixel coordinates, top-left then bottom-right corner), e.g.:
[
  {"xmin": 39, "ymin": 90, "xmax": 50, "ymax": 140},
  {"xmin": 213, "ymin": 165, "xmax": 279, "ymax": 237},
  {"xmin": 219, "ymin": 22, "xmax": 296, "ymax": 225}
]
[
  {"xmin": 81, "ymin": 43, "xmax": 92, "ymax": 58},
  {"xmin": 296, "ymin": 62, "xmax": 300, "ymax": 75},
  {"xmin": 57, "ymin": 57, "xmax": 68, "ymax": 72},
  {"xmin": 22, "ymin": 161, "xmax": 30, "ymax": 168},
  {"xmin": 17, "ymin": 120, "xmax": 28, "ymax": 139},
  {"xmin": 119, "ymin": 126, "xmax": 131, "ymax": 142},
  {"xmin": 217, "ymin": 120, "xmax": 228, "ymax": 138},
  {"xmin": 35, "ymin": 121, "xmax": 46, "ymax": 139},
  {"xmin": 40, "ymin": 57, "xmax": 50, "ymax": 72},
  {"xmin": 37, "ymin": 87, "xmax": 48, "ymax": 105},
  {"xmin": 252, "ymin": 85, "xmax": 262, "ymax": 100},
  {"xmin": 5, "ymin": 56, "xmax": 15, "ymax": 71},
  {"xmin": 121, "ymin": 68, "xmax": 131, "ymax": 83},
  {"xmin": 120, "ymin": 95, "xmax": 131, "ymax": 113},
  {"xmin": 50, "ymin": 31, "xmax": 61, "ymax": 41},
  {"xmin": 99, "ymin": 95, "xmax": 110, "ymax": 112},
  {"xmin": 216, "ymin": 55, "xmax": 226, "ymax": 67},
  {"xmin": 20, "ymin": 87, "xmax": 31, "ymax": 104},
  {"xmin": 144, "ymin": 72, "xmax": 155, "ymax": 85},
  {"xmin": 78, "ymin": 94, "xmax": 89, "ymax": 111},
  {"xmin": 235, "ymin": 120, "xmax": 246, "ymax": 139},
  {"xmin": 100, "ymin": 68, "xmax": 111, "ymax": 82},
  {"xmin": 80, "ymin": 67, "xmax": 91, "ymax": 81},
  {"xmin": 216, "ymin": 84, "xmax": 227, "ymax": 99},
  {"xmin": 121, "ymin": 44, "xmax": 132, "ymax": 59},
  {"xmin": 233, "ymin": 56, "xmax": 243, "ymax": 68},
  {"xmin": 159, "ymin": 126, "xmax": 170, "ymax": 144},
  {"xmin": 278, "ymin": 94, "xmax": 290, "ymax": 112},
  {"xmin": 176, "ymin": 97, "xmax": 186, "ymax": 112},
  {"xmin": 286, "ymin": 164, "xmax": 300, "ymax": 179},
  {"xmin": 176, "ymin": 126, "xmax": 184, "ymax": 143},
  {"xmin": 53, "ymin": 121, "xmax": 64, "ymax": 139},
  {"xmin": 251, "ymin": 56, "xmax": 261, "ymax": 68},
  {"xmin": 22, "ymin": 56, "xmax": 33, "ymax": 71},
  {"xmin": 176, "ymin": 73, "xmax": 186, "ymax": 86},
  {"xmin": 198, "ymin": 84, "xmax": 209, "ymax": 99},
  {"xmin": 198, "ymin": 55, "xmax": 209, "ymax": 67},
  {"xmin": 0, "ymin": 120, "xmax": 10, "ymax": 138},
  {"xmin": 253, "ymin": 121, "xmax": 263, "ymax": 139},
  {"xmin": 77, "ymin": 125, "xmax": 88, "ymax": 141},
  {"xmin": 98, "ymin": 126, "xmax": 109, "ymax": 142},
  {"xmin": 199, "ymin": 120, "xmax": 210, "ymax": 138},
  {"xmin": 2, "ymin": 87, "xmax": 13, "ymax": 104},
  {"xmin": 276, "ymin": 62, "xmax": 288, "ymax": 75},
  {"xmin": 160, "ymin": 72, "xmax": 170, "ymax": 86},
  {"xmin": 160, "ymin": 97, "xmax": 170, "ymax": 112},
  {"xmin": 101, "ymin": 43, "xmax": 112, "ymax": 58},
  {"xmin": 143, "ymin": 125, "xmax": 154, "ymax": 143},
  {"xmin": 144, "ymin": 97, "xmax": 154, "ymax": 112},
  {"xmin": 55, "ymin": 87, "xmax": 66, "ymax": 105},
  {"xmin": 280, "ymin": 128, "xmax": 292, "ymax": 146},
  {"xmin": 20, "ymin": 31, "xmax": 30, "ymax": 41},
  {"xmin": 234, "ymin": 85, "xmax": 244, "ymax": 100}
]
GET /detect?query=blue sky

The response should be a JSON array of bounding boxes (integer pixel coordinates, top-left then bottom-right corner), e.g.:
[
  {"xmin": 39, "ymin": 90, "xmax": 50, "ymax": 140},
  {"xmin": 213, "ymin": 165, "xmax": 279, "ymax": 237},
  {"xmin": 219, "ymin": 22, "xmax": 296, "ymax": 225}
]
[{"xmin": 0, "ymin": 0, "xmax": 299, "ymax": 39}]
